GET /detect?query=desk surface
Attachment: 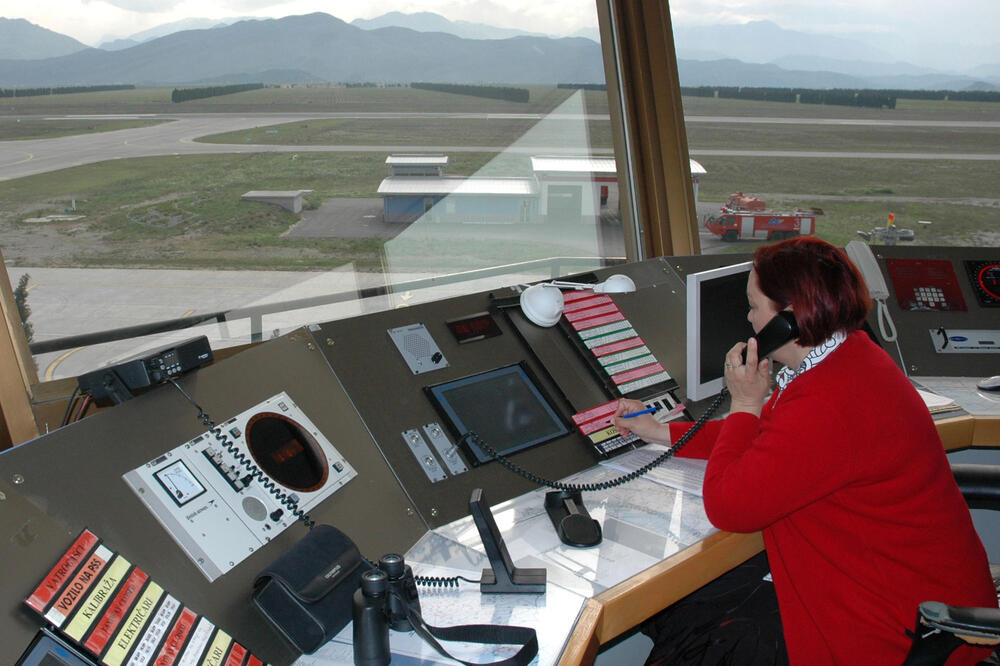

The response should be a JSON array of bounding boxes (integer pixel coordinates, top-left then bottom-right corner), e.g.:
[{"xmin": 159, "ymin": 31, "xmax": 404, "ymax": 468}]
[
  {"xmin": 299, "ymin": 406, "xmax": 997, "ymax": 666},
  {"xmin": 562, "ymin": 406, "xmax": 1000, "ymax": 666}
]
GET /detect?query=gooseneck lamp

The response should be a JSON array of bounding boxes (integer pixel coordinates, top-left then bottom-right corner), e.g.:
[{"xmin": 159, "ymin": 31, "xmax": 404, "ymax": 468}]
[{"xmin": 519, "ymin": 274, "xmax": 636, "ymax": 327}]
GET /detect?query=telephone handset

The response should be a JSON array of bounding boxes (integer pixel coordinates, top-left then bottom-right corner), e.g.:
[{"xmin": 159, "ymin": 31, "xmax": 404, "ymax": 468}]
[
  {"xmin": 846, "ymin": 240, "xmax": 889, "ymax": 299},
  {"xmin": 742, "ymin": 311, "xmax": 799, "ymax": 363},
  {"xmin": 846, "ymin": 240, "xmax": 898, "ymax": 342}
]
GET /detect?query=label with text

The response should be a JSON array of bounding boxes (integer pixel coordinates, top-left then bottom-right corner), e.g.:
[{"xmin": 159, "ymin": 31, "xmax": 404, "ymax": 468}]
[{"xmin": 26, "ymin": 529, "xmax": 100, "ymax": 613}]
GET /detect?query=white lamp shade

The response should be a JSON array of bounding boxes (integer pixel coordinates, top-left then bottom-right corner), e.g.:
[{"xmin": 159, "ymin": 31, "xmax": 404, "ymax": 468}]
[
  {"xmin": 519, "ymin": 284, "xmax": 565, "ymax": 327},
  {"xmin": 592, "ymin": 274, "xmax": 636, "ymax": 294}
]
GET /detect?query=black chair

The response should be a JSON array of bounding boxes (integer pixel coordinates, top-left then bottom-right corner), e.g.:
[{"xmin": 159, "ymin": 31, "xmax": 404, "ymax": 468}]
[{"xmin": 902, "ymin": 464, "xmax": 1000, "ymax": 665}]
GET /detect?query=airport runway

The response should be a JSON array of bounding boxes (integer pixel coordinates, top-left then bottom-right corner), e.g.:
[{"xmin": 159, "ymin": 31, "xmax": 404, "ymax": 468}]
[{"xmin": 3, "ymin": 112, "xmax": 999, "ymax": 182}]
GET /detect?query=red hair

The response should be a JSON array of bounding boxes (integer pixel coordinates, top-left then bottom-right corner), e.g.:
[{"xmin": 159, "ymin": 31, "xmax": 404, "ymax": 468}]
[{"xmin": 753, "ymin": 237, "xmax": 871, "ymax": 346}]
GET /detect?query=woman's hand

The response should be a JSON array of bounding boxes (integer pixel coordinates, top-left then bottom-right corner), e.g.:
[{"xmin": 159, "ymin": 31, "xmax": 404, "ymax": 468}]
[
  {"xmin": 725, "ymin": 338, "xmax": 771, "ymax": 417},
  {"xmin": 613, "ymin": 398, "xmax": 670, "ymax": 445}
]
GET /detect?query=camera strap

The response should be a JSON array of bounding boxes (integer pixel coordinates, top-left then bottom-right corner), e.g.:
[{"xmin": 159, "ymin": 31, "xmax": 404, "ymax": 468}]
[{"xmin": 404, "ymin": 600, "xmax": 539, "ymax": 666}]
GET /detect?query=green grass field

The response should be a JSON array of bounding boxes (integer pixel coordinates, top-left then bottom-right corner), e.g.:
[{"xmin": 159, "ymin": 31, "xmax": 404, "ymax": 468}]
[
  {"xmin": 678, "ymin": 95, "xmax": 1000, "ymax": 121},
  {"xmin": 0, "ymin": 151, "xmax": 496, "ymax": 269},
  {"xmin": 697, "ymin": 156, "xmax": 997, "ymax": 200},
  {"xmin": 0, "ymin": 84, "xmax": 607, "ymax": 119},
  {"xmin": 195, "ymin": 117, "xmax": 615, "ymax": 150},
  {"xmin": 687, "ymin": 122, "xmax": 1000, "ymax": 154},
  {"xmin": 0, "ymin": 87, "xmax": 997, "ymax": 271},
  {"xmin": 0, "ymin": 117, "xmax": 170, "ymax": 141}
]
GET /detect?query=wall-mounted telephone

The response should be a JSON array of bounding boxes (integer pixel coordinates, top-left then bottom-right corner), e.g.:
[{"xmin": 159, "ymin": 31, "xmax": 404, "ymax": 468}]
[
  {"xmin": 742, "ymin": 311, "xmax": 799, "ymax": 363},
  {"xmin": 846, "ymin": 240, "xmax": 898, "ymax": 342}
]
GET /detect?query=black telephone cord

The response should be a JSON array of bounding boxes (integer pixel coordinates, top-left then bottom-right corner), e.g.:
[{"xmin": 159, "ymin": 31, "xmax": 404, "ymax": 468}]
[
  {"xmin": 168, "ymin": 379, "xmax": 316, "ymax": 529},
  {"xmin": 460, "ymin": 389, "xmax": 728, "ymax": 492}
]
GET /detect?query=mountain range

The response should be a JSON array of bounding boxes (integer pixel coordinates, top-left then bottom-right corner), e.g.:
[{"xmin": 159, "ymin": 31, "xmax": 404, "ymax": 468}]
[
  {"xmin": 0, "ymin": 12, "xmax": 997, "ymax": 90},
  {"xmin": 97, "ymin": 17, "xmax": 260, "ymax": 51},
  {"xmin": 350, "ymin": 11, "xmax": 551, "ymax": 41},
  {"xmin": 0, "ymin": 13, "xmax": 603, "ymax": 87},
  {"xmin": 0, "ymin": 17, "xmax": 88, "ymax": 60}
]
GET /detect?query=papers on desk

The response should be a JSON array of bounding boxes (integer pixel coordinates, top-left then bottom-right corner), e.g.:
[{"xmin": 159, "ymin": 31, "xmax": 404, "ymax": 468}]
[
  {"xmin": 599, "ymin": 444, "xmax": 707, "ymax": 496},
  {"xmin": 912, "ymin": 377, "xmax": 1000, "ymax": 417},
  {"xmin": 916, "ymin": 387, "xmax": 961, "ymax": 414}
]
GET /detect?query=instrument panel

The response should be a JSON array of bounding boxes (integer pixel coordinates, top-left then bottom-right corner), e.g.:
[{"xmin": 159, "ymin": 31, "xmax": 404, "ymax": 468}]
[
  {"xmin": 2, "ymin": 246, "xmax": 997, "ymax": 665},
  {"xmin": 876, "ymin": 246, "xmax": 1000, "ymax": 374},
  {"xmin": 124, "ymin": 393, "xmax": 356, "ymax": 581}
]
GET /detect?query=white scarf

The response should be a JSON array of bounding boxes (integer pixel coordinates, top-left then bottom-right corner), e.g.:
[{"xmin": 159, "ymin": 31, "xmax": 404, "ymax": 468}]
[{"xmin": 775, "ymin": 330, "xmax": 847, "ymax": 393}]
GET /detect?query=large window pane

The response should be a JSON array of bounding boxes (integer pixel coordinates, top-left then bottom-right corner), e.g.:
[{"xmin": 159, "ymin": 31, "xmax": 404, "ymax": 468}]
[
  {"xmin": 0, "ymin": 3, "xmax": 628, "ymax": 381},
  {"xmin": 668, "ymin": 2, "xmax": 1000, "ymax": 253}
]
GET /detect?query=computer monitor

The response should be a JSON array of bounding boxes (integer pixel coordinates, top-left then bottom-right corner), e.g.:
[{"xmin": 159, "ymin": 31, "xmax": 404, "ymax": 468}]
[
  {"xmin": 425, "ymin": 362, "xmax": 570, "ymax": 465},
  {"xmin": 685, "ymin": 261, "xmax": 754, "ymax": 401}
]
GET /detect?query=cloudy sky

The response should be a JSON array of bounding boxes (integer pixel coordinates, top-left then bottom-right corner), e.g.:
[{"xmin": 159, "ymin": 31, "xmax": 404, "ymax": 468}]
[{"xmin": 1, "ymin": 0, "xmax": 996, "ymax": 65}]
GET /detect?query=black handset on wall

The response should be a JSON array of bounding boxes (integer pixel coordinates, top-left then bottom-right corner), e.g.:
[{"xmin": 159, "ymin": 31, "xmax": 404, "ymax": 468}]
[{"xmin": 742, "ymin": 311, "xmax": 799, "ymax": 363}]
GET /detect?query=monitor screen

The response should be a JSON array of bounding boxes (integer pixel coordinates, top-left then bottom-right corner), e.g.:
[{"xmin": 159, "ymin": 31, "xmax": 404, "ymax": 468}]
[
  {"xmin": 685, "ymin": 261, "xmax": 754, "ymax": 401},
  {"xmin": 425, "ymin": 363, "xmax": 569, "ymax": 465}
]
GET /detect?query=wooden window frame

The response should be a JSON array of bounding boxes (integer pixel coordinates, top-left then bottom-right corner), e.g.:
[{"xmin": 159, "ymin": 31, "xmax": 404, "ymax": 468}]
[
  {"xmin": 600, "ymin": 0, "xmax": 700, "ymax": 260},
  {"xmin": 0, "ymin": 248, "xmax": 41, "ymax": 448}
]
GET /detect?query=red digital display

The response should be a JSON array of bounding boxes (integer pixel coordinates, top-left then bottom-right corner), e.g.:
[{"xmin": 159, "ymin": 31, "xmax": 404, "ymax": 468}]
[
  {"xmin": 271, "ymin": 438, "xmax": 305, "ymax": 464},
  {"xmin": 445, "ymin": 312, "xmax": 502, "ymax": 343}
]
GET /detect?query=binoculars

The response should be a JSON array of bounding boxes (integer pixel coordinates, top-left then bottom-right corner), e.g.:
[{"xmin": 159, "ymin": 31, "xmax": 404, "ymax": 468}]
[{"xmin": 352, "ymin": 553, "xmax": 421, "ymax": 666}]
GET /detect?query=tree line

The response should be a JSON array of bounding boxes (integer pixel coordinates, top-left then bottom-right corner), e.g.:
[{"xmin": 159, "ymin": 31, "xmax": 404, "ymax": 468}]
[
  {"xmin": 0, "ymin": 84, "xmax": 135, "ymax": 98},
  {"xmin": 681, "ymin": 86, "xmax": 1000, "ymax": 108},
  {"xmin": 410, "ymin": 82, "xmax": 529, "ymax": 103},
  {"xmin": 558, "ymin": 83, "xmax": 607, "ymax": 91},
  {"xmin": 171, "ymin": 83, "xmax": 266, "ymax": 103}
]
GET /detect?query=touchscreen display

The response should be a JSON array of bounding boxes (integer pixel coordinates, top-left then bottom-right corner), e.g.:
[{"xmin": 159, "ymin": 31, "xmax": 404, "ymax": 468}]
[{"xmin": 426, "ymin": 363, "xmax": 569, "ymax": 465}]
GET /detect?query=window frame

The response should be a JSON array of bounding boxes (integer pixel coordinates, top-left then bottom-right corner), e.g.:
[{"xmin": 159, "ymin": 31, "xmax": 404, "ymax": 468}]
[{"xmin": 601, "ymin": 0, "xmax": 700, "ymax": 260}]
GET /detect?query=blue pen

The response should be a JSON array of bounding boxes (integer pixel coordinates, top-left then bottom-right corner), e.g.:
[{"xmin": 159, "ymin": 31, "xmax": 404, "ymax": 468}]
[{"xmin": 621, "ymin": 406, "xmax": 657, "ymax": 419}]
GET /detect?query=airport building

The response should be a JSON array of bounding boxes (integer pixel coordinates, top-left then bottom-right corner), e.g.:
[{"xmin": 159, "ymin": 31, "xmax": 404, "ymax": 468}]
[{"xmin": 378, "ymin": 154, "xmax": 706, "ymax": 225}]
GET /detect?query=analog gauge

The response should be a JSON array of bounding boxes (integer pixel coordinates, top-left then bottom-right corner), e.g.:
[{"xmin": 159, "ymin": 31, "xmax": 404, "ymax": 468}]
[
  {"xmin": 154, "ymin": 460, "xmax": 205, "ymax": 506},
  {"xmin": 966, "ymin": 260, "xmax": 1000, "ymax": 307}
]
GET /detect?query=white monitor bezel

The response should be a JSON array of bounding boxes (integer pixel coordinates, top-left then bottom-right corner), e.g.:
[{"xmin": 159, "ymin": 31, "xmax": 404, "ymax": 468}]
[{"xmin": 685, "ymin": 261, "xmax": 753, "ymax": 401}]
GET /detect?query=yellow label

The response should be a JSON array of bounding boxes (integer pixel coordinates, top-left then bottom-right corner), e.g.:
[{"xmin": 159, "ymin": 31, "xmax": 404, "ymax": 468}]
[
  {"xmin": 588, "ymin": 425, "xmax": 620, "ymax": 444},
  {"xmin": 103, "ymin": 581, "xmax": 163, "ymax": 666},
  {"xmin": 65, "ymin": 555, "xmax": 131, "ymax": 641},
  {"xmin": 199, "ymin": 629, "xmax": 232, "ymax": 666}
]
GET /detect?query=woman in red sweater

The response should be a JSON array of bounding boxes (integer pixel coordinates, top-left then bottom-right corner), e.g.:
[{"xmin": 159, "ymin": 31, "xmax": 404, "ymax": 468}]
[{"xmin": 614, "ymin": 237, "xmax": 996, "ymax": 665}]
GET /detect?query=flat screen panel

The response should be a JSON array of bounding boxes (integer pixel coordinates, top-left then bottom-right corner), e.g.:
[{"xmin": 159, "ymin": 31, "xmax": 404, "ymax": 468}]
[
  {"xmin": 425, "ymin": 363, "xmax": 570, "ymax": 465},
  {"xmin": 686, "ymin": 262, "xmax": 754, "ymax": 401},
  {"xmin": 16, "ymin": 630, "xmax": 94, "ymax": 666}
]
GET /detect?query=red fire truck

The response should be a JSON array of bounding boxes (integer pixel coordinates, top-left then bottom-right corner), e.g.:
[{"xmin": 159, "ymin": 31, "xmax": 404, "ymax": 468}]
[{"xmin": 704, "ymin": 193, "xmax": 818, "ymax": 242}]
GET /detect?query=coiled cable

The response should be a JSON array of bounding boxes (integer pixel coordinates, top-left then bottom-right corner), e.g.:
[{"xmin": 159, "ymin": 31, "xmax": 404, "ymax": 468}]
[
  {"xmin": 168, "ymin": 379, "xmax": 316, "ymax": 529},
  {"xmin": 460, "ymin": 389, "xmax": 728, "ymax": 492}
]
